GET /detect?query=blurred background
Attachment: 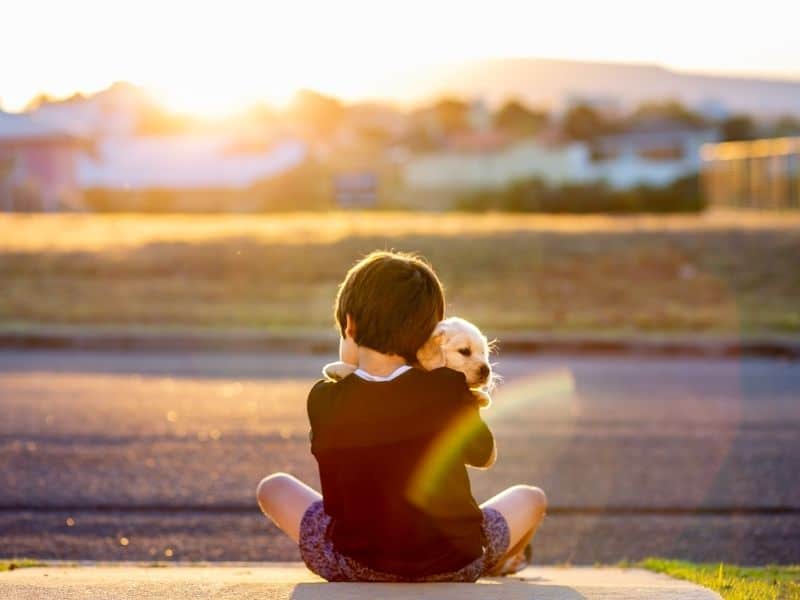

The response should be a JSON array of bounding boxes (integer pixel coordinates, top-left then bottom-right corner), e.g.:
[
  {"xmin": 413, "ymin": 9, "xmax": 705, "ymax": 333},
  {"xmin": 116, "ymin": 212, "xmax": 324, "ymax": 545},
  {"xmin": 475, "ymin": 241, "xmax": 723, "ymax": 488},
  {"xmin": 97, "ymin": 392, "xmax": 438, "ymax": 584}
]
[{"xmin": 1, "ymin": 0, "xmax": 798, "ymax": 567}]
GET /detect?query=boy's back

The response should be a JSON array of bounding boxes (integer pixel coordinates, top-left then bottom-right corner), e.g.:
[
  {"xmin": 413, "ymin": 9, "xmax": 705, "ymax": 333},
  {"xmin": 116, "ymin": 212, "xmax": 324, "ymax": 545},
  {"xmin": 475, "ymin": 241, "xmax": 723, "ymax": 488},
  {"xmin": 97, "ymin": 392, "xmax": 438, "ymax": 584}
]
[{"xmin": 308, "ymin": 366, "xmax": 494, "ymax": 577}]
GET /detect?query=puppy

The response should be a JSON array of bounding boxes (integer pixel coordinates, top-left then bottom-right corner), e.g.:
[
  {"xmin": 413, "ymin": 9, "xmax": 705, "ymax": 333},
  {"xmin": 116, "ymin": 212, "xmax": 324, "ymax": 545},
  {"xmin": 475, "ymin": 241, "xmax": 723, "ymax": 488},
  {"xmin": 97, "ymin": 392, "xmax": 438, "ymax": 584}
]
[{"xmin": 322, "ymin": 316, "xmax": 496, "ymax": 407}]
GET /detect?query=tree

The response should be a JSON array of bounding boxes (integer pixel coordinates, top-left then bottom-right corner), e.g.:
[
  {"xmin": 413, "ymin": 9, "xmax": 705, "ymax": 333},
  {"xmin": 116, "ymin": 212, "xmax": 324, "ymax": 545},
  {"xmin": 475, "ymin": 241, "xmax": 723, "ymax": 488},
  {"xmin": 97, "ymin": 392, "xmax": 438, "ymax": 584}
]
[
  {"xmin": 721, "ymin": 115, "xmax": 757, "ymax": 141},
  {"xmin": 629, "ymin": 100, "xmax": 707, "ymax": 128},
  {"xmin": 23, "ymin": 93, "xmax": 55, "ymax": 111},
  {"xmin": 562, "ymin": 103, "xmax": 613, "ymax": 141},
  {"xmin": 431, "ymin": 98, "xmax": 470, "ymax": 135},
  {"xmin": 773, "ymin": 116, "xmax": 800, "ymax": 138},
  {"xmin": 289, "ymin": 89, "xmax": 345, "ymax": 136},
  {"xmin": 494, "ymin": 99, "xmax": 548, "ymax": 137}
]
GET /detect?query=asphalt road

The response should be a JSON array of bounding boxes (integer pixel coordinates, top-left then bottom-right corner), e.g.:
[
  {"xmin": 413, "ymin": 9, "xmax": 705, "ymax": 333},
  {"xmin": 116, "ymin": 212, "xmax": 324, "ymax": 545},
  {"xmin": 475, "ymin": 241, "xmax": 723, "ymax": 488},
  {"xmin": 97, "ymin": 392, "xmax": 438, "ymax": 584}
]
[{"xmin": 0, "ymin": 349, "xmax": 798, "ymax": 564}]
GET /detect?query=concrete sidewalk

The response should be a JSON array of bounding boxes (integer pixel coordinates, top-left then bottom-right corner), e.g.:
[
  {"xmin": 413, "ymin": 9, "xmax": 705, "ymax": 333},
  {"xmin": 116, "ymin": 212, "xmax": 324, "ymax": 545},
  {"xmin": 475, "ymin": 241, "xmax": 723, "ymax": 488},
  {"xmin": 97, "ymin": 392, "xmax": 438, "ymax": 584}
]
[{"xmin": 1, "ymin": 563, "xmax": 721, "ymax": 599}]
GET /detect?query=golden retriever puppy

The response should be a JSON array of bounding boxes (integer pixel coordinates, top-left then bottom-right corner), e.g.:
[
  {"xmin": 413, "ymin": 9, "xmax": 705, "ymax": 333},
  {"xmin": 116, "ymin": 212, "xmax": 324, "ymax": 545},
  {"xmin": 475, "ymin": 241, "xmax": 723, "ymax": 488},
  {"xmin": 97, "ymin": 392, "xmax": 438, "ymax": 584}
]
[{"xmin": 323, "ymin": 316, "xmax": 495, "ymax": 407}]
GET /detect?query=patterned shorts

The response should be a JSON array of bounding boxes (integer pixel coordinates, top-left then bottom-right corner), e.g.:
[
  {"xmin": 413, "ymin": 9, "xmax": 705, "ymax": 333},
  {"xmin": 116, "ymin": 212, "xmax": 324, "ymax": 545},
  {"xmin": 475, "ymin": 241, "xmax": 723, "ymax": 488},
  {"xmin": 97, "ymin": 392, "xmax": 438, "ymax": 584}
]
[{"xmin": 298, "ymin": 500, "xmax": 510, "ymax": 582}]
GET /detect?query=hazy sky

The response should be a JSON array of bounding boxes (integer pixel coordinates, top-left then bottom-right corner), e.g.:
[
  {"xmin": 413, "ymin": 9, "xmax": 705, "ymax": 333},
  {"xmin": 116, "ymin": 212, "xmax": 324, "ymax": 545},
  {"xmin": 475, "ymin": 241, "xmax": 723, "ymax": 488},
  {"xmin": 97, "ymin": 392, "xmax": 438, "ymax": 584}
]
[{"xmin": 4, "ymin": 0, "xmax": 799, "ymax": 114}]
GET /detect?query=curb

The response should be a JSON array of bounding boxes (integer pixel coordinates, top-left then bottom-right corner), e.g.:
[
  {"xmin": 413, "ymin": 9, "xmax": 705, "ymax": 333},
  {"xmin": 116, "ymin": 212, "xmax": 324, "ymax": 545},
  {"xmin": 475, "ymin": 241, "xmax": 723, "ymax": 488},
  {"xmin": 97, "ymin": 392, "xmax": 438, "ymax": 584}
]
[
  {"xmin": 0, "ymin": 329, "xmax": 336, "ymax": 355},
  {"xmin": 1, "ymin": 328, "xmax": 798, "ymax": 359},
  {"xmin": 496, "ymin": 333, "xmax": 800, "ymax": 359}
]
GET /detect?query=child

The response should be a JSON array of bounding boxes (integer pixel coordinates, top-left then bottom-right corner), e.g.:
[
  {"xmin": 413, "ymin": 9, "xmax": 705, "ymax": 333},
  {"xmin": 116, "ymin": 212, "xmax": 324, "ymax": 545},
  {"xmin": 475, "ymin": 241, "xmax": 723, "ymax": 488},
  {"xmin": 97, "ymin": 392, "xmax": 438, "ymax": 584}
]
[{"xmin": 257, "ymin": 251, "xmax": 546, "ymax": 582}]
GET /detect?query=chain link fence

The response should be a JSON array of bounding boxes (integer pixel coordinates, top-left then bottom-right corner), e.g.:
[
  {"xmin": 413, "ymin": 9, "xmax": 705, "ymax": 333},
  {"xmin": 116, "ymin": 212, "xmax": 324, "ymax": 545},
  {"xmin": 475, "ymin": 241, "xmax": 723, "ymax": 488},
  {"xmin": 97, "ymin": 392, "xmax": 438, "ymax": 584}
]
[{"xmin": 702, "ymin": 137, "xmax": 800, "ymax": 209}]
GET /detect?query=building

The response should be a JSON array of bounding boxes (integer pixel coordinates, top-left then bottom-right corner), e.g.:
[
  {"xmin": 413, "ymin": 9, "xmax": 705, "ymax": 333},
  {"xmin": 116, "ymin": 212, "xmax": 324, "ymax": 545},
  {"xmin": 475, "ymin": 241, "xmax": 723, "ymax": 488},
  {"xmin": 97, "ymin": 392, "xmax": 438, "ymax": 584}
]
[
  {"xmin": 78, "ymin": 135, "xmax": 306, "ymax": 190},
  {"xmin": 27, "ymin": 82, "xmax": 146, "ymax": 137},
  {"xmin": 585, "ymin": 124, "xmax": 719, "ymax": 189},
  {"xmin": 402, "ymin": 122, "xmax": 716, "ymax": 199},
  {"xmin": 75, "ymin": 134, "xmax": 309, "ymax": 211},
  {"xmin": 402, "ymin": 131, "xmax": 587, "ymax": 191},
  {"xmin": 1, "ymin": 104, "xmax": 309, "ymax": 212},
  {"xmin": 0, "ymin": 112, "xmax": 88, "ymax": 211}
]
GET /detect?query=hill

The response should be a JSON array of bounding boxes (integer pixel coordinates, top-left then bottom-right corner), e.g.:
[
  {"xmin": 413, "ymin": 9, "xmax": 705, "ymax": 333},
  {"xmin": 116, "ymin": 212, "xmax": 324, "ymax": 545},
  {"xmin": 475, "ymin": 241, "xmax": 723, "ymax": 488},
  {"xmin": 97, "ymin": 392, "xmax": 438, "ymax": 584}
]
[{"xmin": 390, "ymin": 58, "xmax": 800, "ymax": 117}]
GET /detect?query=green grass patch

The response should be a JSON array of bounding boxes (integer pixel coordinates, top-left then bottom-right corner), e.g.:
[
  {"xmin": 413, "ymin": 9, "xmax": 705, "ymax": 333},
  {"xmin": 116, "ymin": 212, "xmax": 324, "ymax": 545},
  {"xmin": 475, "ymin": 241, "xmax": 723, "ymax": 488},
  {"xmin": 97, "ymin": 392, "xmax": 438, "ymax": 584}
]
[
  {"xmin": 642, "ymin": 558, "xmax": 800, "ymax": 600},
  {"xmin": 0, "ymin": 559, "xmax": 45, "ymax": 572}
]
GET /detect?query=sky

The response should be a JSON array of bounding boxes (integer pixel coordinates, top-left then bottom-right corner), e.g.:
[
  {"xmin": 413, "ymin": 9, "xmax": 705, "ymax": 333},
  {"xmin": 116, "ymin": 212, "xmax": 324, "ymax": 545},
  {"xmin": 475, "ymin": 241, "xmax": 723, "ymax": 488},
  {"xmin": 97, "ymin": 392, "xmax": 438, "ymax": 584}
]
[{"xmin": 3, "ymin": 0, "xmax": 800, "ymax": 115}]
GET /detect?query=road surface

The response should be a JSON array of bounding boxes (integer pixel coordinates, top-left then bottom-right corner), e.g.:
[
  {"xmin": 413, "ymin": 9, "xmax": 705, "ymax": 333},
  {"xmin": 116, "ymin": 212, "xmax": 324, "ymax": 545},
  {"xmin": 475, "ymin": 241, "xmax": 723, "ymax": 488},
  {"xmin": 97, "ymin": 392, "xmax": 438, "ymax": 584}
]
[{"xmin": 0, "ymin": 349, "xmax": 798, "ymax": 564}]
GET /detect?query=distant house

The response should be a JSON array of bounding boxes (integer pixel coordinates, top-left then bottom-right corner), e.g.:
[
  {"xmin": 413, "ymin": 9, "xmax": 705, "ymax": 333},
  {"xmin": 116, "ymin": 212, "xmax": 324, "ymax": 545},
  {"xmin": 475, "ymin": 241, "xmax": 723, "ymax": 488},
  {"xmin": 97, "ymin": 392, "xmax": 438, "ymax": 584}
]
[
  {"xmin": 585, "ymin": 122, "xmax": 719, "ymax": 188},
  {"xmin": 9, "ymin": 84, "xmax": 311, "ymax": 212},
  {"xmin": 1, "ymin": 106, "xmax": 308, "ymax": 211},
  {"xmin": 78, "ymin": 135, "xmax": 306, "ymax": 190},
  {"xmin": 74, "ymin": 135, "xmax": 309, "ymax": 211},
  {"xmin": 402, "ymin": 121, "xmax": 717, "ymax": 202},
  {"xmin": 402, "ymin": 131, "xmax": 587, "ymax": 191},
  {"xmin": 0, "ymin": 112, "xmax": 88, "ymax": 211},
  {"xmin": 28, "ymin": 82, "xmax": 146, "ymax": 137}
]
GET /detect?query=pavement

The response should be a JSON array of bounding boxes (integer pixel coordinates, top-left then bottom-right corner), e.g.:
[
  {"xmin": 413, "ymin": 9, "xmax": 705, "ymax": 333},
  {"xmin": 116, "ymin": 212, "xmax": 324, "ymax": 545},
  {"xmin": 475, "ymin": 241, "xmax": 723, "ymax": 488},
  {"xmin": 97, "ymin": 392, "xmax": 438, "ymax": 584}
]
[
  {"xmin": 1, "ymin": 349, "xmax": 798, "ymax": 564},
  {"xmin": 0, "ymin": 563, "xmax": 722, "ymax": 599}
]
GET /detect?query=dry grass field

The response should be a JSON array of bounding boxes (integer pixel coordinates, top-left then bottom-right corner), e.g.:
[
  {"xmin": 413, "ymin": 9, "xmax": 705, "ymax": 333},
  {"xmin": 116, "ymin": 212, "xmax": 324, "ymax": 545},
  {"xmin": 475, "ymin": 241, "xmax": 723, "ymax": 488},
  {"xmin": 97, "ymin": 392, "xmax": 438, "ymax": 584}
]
[{"xmin": 2, "ymin": 210, "xmax": 799, "ymax": 335}]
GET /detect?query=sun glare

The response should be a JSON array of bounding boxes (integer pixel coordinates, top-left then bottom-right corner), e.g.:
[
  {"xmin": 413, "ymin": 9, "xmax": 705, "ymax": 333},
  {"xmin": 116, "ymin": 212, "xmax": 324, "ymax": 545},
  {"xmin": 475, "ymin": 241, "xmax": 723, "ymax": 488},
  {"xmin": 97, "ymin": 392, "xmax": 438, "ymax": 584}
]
[
  {"xmin": 4, "ymin": 0, "xmax": 800, "ymax": 113},
  {"xmin": 149, "ymin": 84, "xmax": 272, "ymax": 119}
]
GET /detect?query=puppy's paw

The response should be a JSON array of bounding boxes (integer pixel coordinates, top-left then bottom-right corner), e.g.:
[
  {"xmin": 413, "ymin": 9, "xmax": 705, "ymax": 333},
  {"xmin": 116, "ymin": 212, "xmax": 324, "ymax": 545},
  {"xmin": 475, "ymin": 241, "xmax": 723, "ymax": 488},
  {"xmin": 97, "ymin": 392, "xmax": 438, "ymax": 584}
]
[
  {"xmin": 471, "ymin": 388, "xmax": 492, "ymax": 408},
  {"xmin": 322, "ymin": 361, "xmax": 357, "ymax": 382}
]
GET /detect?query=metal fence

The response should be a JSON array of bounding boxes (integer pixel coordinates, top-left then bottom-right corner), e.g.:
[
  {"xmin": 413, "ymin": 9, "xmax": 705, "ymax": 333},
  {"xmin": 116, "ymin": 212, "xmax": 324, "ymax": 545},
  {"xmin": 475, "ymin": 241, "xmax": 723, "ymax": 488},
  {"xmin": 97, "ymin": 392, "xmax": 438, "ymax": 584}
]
[{"xmin": 701, "ymin": 137, "xmax": 800, "ymax": 209}]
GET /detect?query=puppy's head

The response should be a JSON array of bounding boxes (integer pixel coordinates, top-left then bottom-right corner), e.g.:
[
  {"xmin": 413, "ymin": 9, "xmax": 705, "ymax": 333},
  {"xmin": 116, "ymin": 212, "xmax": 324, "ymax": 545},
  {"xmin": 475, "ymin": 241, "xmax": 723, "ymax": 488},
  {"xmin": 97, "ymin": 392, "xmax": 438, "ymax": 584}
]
[{"xmin": 416, "ymin": 317, "xmax": 495, "ymax": 389}]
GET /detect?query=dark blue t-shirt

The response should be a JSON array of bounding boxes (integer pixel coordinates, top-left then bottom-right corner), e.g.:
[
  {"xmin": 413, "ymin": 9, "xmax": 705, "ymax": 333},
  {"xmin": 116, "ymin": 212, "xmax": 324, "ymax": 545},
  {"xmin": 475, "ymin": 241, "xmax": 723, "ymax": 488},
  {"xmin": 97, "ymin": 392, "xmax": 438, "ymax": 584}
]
[{"xmin": 307, "ymin": 366, "xmax": 495, "ymax": 577}]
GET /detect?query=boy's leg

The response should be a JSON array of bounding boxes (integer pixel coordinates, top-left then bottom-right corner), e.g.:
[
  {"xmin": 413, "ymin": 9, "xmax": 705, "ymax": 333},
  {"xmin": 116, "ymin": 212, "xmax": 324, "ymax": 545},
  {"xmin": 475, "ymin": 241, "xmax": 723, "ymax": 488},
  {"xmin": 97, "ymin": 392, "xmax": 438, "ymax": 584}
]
[
  {"xmin": 480, "ymin": 485, "xmax": 547, "ymax": 573},
  {"xmin": 256, "ymin": 472, "xmax": 322, "ymax": 543}
]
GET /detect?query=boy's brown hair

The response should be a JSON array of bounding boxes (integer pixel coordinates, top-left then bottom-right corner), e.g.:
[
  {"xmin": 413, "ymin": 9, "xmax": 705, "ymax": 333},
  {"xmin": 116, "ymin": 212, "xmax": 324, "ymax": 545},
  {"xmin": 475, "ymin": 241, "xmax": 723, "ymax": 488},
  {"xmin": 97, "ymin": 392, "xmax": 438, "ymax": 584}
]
[{"xmin": 335, "ymin": 251, "xmax": 445, "ymax": 363}]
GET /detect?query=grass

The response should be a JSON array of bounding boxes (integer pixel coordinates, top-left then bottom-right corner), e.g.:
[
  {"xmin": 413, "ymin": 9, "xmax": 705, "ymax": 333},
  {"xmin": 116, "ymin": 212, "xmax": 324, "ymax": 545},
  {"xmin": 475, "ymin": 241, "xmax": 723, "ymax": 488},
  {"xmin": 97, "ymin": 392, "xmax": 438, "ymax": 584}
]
[
  {"xmin": 2, "ymin": 210, "xmax": 800, "ymax": 335},
  {"xmin": 0, "ymin": 559, "xmax": 45, "ymax": 572},
  {"xmin": 642, "ymin": 559, "xmax": 800, "ymax": 600}
]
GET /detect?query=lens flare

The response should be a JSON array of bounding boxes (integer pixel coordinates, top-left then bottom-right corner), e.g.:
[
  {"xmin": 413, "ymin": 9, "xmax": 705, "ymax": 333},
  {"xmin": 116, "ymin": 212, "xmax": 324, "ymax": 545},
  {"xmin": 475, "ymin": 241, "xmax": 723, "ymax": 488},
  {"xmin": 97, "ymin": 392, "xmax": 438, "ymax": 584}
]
[
  {"xmin": 406, "ymin": 367, "xmax": 576, "ymax": 509},
  {"xmin": 490, "ymin": 367, "xmax": 576, "ymax": 418},
  {"xmin": 406, "ymin": 408, "xmax": 486, "ymax": 509}
]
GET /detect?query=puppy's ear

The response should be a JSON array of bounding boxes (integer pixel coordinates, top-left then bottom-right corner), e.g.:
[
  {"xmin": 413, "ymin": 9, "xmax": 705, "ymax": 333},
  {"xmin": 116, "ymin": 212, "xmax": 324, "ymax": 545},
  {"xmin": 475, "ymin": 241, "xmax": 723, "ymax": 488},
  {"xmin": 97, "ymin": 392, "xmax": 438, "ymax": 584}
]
[{"xmin": 416, "ymin": 326, "xmax": 446, "ymax": 370}]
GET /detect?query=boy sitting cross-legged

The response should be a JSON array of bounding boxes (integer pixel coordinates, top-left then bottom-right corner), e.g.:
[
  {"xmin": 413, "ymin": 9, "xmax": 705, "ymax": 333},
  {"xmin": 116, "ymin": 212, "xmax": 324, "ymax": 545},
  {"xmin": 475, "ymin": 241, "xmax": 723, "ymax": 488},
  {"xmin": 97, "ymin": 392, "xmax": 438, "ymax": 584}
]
[{"xmin": 257, "ymin": 250, "xmax": 546, "ymax": 581}]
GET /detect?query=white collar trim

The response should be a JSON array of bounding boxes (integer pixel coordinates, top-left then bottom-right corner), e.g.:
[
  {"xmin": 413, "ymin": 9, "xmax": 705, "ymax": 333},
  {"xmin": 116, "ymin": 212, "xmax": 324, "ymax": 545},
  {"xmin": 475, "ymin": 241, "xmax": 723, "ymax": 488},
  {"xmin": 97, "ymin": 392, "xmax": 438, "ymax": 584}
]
[{"xmin": 354, "ymin": 364, "xmax": 412, "ymax": 382}]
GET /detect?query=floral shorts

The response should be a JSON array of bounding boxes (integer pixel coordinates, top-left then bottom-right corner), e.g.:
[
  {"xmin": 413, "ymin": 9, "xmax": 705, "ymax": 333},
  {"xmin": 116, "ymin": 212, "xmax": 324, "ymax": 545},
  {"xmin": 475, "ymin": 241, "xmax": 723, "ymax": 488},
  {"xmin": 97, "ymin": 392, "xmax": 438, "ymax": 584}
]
[{"xmin": 298, "ymin": 500, "xmax": 510, "ymax": 582}]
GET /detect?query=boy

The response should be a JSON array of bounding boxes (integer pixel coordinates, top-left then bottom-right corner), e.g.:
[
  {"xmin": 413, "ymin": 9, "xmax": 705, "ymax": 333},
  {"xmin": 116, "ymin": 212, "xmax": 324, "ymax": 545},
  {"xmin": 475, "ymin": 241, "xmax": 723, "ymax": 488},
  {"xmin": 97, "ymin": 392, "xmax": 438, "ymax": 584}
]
[{"xmin": 257, "ymin": 251, "xmax": 546, "ymax": 581}]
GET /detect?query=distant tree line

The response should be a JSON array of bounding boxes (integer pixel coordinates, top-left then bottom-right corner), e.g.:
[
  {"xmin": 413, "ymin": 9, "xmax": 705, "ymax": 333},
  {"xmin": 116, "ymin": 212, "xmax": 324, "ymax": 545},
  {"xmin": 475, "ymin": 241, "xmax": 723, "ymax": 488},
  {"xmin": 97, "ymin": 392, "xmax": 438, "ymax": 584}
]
[
  {"xmin": 26, "ymin": 81, "xmax": 800, "ymax": 144},
  {"xmin": 560, "ymin": 100, "xmax": 800, "ymax": 142},
  {"xmin": 122, "ymin": 83, "xmax": 800, "ymax": 145},
  {"xmin": 456, "ymin": 175, "xmax": 704, "ymax": 214}
]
